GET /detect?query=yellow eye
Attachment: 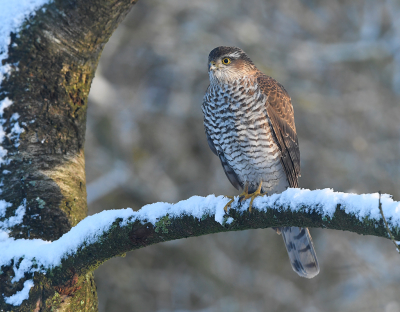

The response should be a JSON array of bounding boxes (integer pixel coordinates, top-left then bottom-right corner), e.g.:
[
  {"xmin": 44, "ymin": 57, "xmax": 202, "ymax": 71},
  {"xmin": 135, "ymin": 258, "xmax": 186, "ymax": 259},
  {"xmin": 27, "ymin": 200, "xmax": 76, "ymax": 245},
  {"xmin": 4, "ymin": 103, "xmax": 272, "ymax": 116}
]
[{"xmin": 222, "ymin": 57, "xmax": 231, "ymax": 65}]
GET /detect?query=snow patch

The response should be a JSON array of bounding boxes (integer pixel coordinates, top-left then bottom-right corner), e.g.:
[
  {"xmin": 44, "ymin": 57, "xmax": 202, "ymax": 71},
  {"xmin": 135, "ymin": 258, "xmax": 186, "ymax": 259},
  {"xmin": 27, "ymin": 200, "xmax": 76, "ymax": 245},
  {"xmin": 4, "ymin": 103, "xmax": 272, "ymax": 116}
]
[
  {"xmin": 10, "ymin": 113, "xmax": 20, "ymax": 121},
  {"xmin": 0, "ymin": 200, "xmax": 12, "ymax": 218},
  {"xmin": 253, "ymin": 188, "xmax": 400, "ymax": 225},
  {"xmin": 138, "ymin": 194, "xmax": 229, "ymax": 225},
  {"xmin": 226, "ymin": 217, "xmax": 234, "ymax": 224},
  {"xmin": 4, "ymin": 279, "xmax": 34, "ymax": 306},
  {"xmin": 0, "ymin": 199, "xmax": 26, "ymax": 230},
  {"xmin": 0, "ymin": 97, "xmax": 13, "ymax": 115},
  {"xmin": 8, "ymin": 121, "xmax": 25, "ymax": 147},
  {"xmin": 0, "ymin": 97, "xmax": 13, "ymax": 165},
  {"xmin": 0, "ymin": 0, "xmax": 51, "ymax": 60}
]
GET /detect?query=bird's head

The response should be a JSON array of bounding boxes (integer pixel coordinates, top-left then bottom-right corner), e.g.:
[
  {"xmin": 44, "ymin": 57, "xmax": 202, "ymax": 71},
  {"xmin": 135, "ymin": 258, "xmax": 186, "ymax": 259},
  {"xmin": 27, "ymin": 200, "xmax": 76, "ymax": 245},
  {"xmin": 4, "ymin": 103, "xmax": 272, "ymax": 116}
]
[{"xmin": 208, "ymin": 46, "xmax": 257, "ymax": 84}]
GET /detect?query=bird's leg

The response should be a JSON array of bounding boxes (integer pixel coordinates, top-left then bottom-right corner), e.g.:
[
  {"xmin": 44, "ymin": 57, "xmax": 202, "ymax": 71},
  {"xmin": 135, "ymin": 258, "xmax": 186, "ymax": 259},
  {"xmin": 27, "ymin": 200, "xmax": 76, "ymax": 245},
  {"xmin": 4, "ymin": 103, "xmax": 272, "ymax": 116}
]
[
  {"xmin": 223, "ymin": 196, "xmax": 235, "ymax": 212},
  {"xmin": 240, "ymin": 181, "xmax": 264, "ymax": 212},
  {"xmin": 238, "ymin": 182, "xmax": 249, "ymax": 201},
  {"xmin": 224, "ymin": 183, "xmax": 249, "ymax": 212}
]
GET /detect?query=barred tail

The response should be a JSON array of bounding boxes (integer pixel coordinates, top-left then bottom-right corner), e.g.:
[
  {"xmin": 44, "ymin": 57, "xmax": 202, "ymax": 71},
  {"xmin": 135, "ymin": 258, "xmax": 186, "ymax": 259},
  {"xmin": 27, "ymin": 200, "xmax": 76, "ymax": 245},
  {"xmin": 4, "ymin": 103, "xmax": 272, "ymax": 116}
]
[{"xmin": 280, "ymin": 227, "xmax": 320, "ymax": 279}]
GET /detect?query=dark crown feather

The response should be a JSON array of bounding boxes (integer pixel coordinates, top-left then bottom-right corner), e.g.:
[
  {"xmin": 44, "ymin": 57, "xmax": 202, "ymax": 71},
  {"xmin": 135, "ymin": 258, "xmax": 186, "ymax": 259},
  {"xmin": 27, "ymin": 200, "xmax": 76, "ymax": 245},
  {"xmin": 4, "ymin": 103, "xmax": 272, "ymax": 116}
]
[{"xmin": 208, "ymin": 46, "xmax": 254, "ymax": 65}]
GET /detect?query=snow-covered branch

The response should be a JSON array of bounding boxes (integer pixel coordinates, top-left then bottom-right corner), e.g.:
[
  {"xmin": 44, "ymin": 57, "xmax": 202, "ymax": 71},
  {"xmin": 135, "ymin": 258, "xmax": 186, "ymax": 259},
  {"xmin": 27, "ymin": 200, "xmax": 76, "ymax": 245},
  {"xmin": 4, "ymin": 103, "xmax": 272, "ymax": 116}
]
[{"xmin": 1, "ymin": 188, "xmax": 399, "ymax": 306}]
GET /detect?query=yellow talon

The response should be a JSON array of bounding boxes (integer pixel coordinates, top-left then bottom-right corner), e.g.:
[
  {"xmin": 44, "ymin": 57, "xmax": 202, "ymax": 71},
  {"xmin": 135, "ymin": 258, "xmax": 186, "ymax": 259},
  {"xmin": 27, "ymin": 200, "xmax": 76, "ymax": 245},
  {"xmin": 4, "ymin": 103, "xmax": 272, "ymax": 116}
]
[
  {"xmin": 238, "ymin": 183, "xmax": 249, "ymax": 201},
  {"xmin": 224, "ymin": 182, "xmax": 265, "ymax": 212},
  {"xmin": 240, "ymin": 181, "xmax": 264, "ymax": 213},
  {"xmin": 224, "ymin": 183, "xmax": 249, "ymax": 212},
  {"xmin": 223, "ymin": 196, "xmax": 235, "ymax": 212}
]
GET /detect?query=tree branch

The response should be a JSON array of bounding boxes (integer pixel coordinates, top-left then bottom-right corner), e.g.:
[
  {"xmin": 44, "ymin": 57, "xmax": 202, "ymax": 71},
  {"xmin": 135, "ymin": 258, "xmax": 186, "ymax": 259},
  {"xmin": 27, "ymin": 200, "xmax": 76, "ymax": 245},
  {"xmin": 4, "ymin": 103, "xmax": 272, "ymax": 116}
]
[
  {"xmin": 2, "ymin": 188, "xmax": 399, "ymax": 306},
  {"xmin": 378, "ymin": 191, "xmax": 400, "ymax": 253}
]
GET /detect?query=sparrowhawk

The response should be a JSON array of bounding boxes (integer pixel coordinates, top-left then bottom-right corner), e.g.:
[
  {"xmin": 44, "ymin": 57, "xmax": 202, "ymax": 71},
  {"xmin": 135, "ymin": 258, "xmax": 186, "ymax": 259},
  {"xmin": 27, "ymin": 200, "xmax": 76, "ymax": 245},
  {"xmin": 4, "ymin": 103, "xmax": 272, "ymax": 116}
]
[{"xmin": 202, "ymin": 46, "xmax": 320, "ymax": 278}]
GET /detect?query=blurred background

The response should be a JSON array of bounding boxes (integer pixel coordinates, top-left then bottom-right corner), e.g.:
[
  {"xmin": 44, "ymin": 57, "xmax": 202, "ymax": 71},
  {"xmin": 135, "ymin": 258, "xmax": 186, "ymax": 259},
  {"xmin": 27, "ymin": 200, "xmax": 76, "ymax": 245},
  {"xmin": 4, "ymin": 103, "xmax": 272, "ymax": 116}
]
[{"xmin": 85, "ymin": 0, "xmax": 400, "ymax": 311}]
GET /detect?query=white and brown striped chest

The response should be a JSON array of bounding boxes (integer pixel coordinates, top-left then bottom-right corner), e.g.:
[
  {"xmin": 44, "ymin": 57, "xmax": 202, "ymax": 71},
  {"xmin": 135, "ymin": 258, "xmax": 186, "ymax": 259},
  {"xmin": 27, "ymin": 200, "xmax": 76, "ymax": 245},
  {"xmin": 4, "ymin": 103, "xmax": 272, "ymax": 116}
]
[{"xmin": 202, "ymin": 77, "xmax": 288, "ymax": 193}]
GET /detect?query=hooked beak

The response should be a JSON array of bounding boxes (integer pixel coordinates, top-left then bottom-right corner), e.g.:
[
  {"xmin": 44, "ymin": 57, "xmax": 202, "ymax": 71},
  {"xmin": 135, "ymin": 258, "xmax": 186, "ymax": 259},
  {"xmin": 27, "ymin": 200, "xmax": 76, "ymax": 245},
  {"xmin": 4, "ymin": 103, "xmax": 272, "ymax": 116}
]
[{"xmin": 209, "ymin": 61, "xmax": 218, "ymax": 71}]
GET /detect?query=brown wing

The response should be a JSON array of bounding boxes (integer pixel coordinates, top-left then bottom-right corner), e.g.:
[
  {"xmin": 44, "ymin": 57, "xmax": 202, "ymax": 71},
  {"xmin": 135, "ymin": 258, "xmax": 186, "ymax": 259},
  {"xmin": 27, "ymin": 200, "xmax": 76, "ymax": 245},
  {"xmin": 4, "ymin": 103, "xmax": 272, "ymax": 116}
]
[{"xmin": 256, "ymin": 74, "xmax": 300, "ymax": 188}]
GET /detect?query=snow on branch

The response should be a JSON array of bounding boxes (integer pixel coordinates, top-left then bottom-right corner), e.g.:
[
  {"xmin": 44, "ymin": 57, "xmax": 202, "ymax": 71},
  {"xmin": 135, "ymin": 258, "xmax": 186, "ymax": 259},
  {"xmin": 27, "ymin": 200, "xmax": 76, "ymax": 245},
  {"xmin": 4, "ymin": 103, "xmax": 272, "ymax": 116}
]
[{"xmin": 1, "ymin": 188, "xmax": 400, "ymax": 305}]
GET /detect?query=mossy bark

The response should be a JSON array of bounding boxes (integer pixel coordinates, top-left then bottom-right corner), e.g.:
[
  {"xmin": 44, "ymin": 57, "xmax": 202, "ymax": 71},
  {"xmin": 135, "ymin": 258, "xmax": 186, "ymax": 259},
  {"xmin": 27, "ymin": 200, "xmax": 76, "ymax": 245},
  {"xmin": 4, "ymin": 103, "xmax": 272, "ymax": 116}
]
[
  {"xmin": 0, "ymin": 0, "xmax": 137, "ymax": 311},
  {"xmin": 24, "ymin": 197, "xmax": 400, "ymax": 297}
]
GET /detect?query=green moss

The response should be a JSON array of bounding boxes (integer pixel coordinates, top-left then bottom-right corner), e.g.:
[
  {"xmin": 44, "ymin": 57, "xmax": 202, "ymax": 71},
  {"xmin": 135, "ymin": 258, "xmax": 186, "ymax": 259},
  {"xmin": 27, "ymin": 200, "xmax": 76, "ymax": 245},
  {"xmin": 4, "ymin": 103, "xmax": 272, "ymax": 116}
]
[
  {"xmin": 155, "ymin": 215, "xmax": 171, "ymax": 234},
  {"xmin": 44, "ymin": 292, "xmax": 63, "ymax": 311},
  {"xmin": 60, "ymin": 63, "xmax": 93, "ymax": 120},
  {"xmin": 36, "ymin": 197, "xmax": 46, "ymax": 209},
  {"xmin": 201, "ymin": 213, "xmax": 210, "ymax": 221},
  {"xmin": 322, "ymin": 215, "xmax": 332, "ymax": 223}
]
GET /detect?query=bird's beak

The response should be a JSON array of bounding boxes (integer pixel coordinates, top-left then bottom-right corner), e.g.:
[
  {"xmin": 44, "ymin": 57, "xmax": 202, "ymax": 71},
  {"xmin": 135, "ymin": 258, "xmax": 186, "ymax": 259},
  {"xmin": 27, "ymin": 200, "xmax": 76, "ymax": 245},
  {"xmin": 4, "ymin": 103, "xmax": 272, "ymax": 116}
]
[{"xmin": 209, "ymin": 61, "xmax": 218, "ymax": 71}]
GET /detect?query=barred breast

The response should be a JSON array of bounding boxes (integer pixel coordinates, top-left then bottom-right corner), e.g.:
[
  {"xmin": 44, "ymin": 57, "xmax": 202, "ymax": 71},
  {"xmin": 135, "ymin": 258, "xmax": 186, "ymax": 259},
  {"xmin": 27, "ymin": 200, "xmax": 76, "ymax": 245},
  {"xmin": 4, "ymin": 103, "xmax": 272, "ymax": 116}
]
[{"xmin": 202, "ymin": 77, "xmax": 289, "ymax": 194}]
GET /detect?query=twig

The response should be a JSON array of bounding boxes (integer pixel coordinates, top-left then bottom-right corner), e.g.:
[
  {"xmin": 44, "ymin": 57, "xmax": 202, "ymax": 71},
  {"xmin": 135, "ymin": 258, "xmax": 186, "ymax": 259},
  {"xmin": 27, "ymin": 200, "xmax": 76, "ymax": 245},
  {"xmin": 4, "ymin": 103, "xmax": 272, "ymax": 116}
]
[{"xmin": 378, "ymin": 191, "xmax": 400, "ymax": 253}]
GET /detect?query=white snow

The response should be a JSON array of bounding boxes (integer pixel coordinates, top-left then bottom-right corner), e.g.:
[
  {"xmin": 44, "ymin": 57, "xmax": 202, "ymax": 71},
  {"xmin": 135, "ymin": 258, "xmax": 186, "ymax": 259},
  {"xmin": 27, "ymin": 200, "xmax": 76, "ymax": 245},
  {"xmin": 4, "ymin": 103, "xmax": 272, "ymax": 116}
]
[
  {"xmin": 4, "ymin": 280, "xmax": 34, "ymax": 306},
  {"xmin": 0, "ymin": 97, "xmax": 13, "ymax": 165},
  {"xmin": 0, "ymin": 199, "xmax": 26, "ymax": 231},
  {"xmin": 8, "ymin": 122, "xmax": 25, "ymax": 147},
  {"xmin": 0, "ymin": 200, "xmax": 12, "ymax": 218},
  {"xmin": 10, "ymin": 113, "xmax": 20, "ymax": 121},
  {"xmin": 0, "ymin": 0, "xmax": 51, "ymax": 88},
  {"xmin": 252, "ymin": 188, "xmax": 400, "ymax": 224},
  {"xmin": 0, "ymin": 0, "xmax": 51, "ymax": 56},
  {"xmin": 0, "ymin": 97, "xmax": 13, "ymax": 115},
  {"xmin": 138, "ymin": 194, "xmax": 229, "ymax": 225},
  {"xmin": 226, "ymin": 217, "xmax": 234, "ymax": 224}
]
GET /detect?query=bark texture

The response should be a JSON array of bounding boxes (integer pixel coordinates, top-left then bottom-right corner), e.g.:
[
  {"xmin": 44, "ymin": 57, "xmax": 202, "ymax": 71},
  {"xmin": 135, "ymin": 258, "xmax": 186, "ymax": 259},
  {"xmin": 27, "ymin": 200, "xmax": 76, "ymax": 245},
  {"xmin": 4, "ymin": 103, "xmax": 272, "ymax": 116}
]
[{"xmin": 0, "ymin": 0, "xmax": 137, "ymax": 311}]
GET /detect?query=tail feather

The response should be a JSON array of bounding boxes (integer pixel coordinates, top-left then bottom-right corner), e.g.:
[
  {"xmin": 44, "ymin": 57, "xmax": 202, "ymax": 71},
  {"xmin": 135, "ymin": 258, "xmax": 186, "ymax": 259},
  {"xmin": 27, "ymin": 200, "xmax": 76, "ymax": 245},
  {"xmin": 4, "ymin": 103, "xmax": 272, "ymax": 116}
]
[{"xmin": 280, "ymin": 227, "xmax": 320, "ymax": 279}]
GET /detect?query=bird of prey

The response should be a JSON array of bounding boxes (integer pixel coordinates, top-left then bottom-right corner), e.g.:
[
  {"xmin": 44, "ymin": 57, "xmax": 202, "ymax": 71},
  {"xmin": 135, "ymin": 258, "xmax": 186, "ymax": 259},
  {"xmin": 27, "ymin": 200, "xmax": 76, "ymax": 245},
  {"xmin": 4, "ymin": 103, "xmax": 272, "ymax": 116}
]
[{"xmin": 202, "ymin": 46, "xmax": 319, "ymax": 278}]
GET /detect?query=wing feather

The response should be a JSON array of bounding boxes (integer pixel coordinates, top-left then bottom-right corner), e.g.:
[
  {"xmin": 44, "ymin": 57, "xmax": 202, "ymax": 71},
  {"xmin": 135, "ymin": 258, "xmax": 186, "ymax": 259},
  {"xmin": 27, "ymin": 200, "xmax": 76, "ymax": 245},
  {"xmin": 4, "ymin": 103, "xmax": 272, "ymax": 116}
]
[
  {"xmin": 218, "ymin": 152, "xmax": 242, "ymax": 190},
  {"xmin": 205, "ymin": 132, "xmax": 218, "ymax": 156},
  {"xmin": 257, "ymin": 75, "xmax": 300, "ymax": 188},
  {"xmin": 205, "ymin": 129, "xmax": 241, "ymax": 190}
]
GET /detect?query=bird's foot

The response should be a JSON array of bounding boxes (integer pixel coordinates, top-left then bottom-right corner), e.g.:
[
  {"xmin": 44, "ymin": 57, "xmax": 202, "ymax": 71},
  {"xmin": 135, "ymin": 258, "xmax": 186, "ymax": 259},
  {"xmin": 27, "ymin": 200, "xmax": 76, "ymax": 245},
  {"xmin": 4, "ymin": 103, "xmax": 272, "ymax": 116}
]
[
  {"xmin": 239, "ymin": 181, "xmax": 264, "ymax": 212},
  {"xmin": 237, "ymin": 183, "xmax": 249, "ymax": 202},
  {"xmin": 224, "ymin": 183, "xmax": 249, "ymax": 212},
  {"xmin": 223, "ymin": 196, "xmax": 235, "ymax": 212}
]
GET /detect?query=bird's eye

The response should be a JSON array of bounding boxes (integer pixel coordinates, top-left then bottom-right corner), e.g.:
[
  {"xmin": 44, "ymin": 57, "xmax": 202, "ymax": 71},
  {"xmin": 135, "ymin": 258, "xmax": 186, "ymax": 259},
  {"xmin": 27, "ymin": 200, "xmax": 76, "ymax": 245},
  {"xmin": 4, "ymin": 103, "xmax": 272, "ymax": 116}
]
[{"xmin": 222, "ymin": 58, "xmax": 231, "ymax": 65}]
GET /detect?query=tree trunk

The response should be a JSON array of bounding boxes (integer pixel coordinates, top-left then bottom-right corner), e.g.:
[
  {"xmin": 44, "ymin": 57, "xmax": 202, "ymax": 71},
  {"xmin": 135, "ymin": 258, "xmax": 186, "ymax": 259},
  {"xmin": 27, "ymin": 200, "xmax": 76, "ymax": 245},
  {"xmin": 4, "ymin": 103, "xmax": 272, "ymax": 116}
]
[{"xmin": 0, "ymin": 0, "xmax": 137, "ymax": 311}]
